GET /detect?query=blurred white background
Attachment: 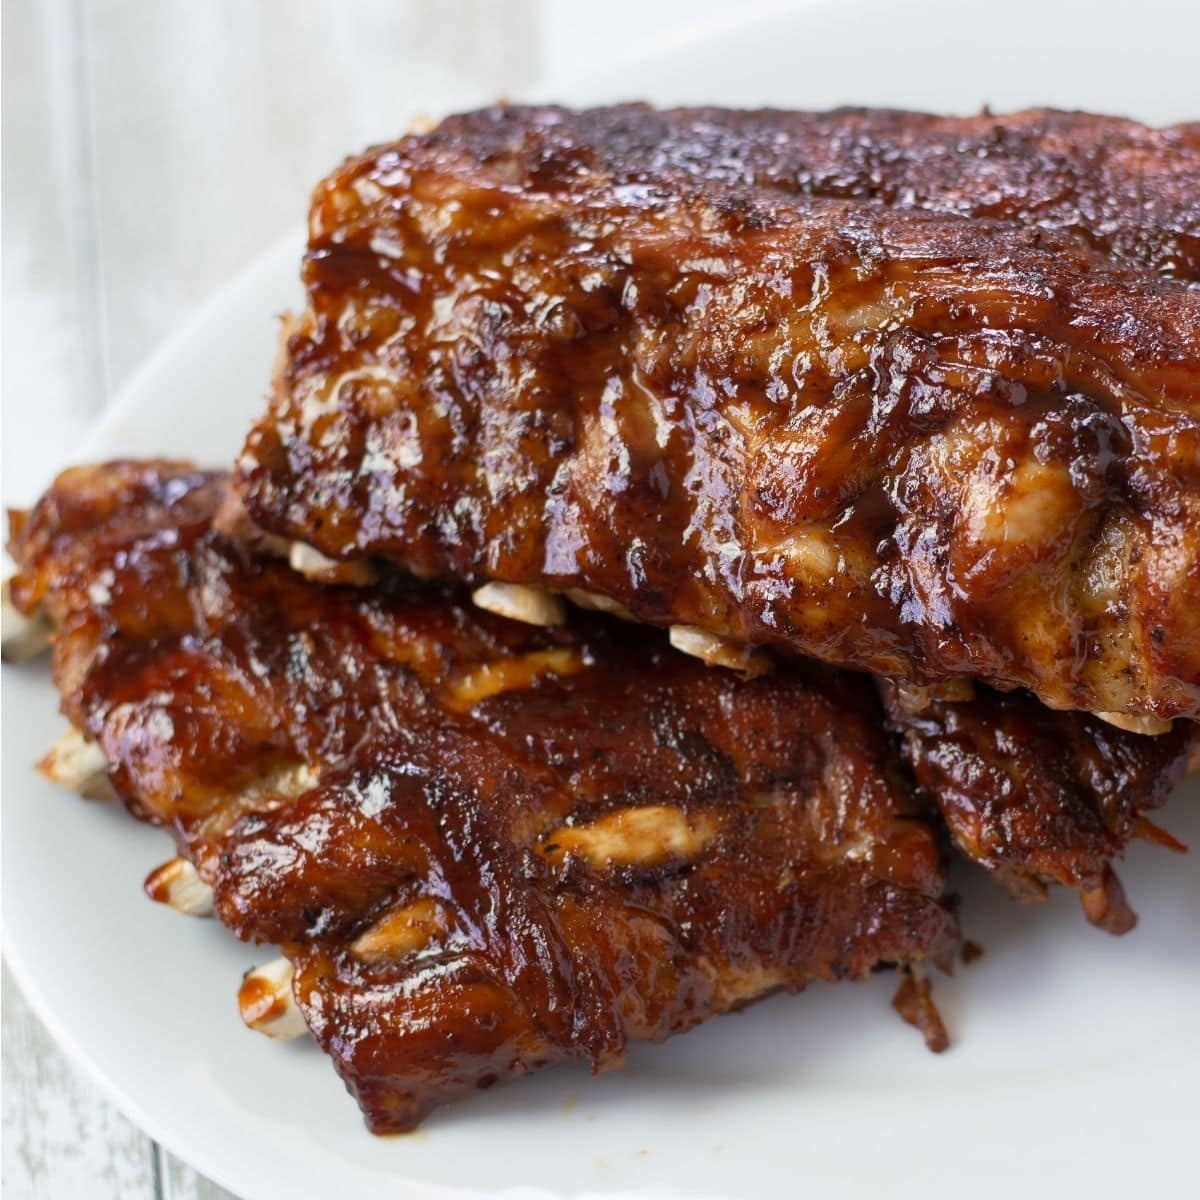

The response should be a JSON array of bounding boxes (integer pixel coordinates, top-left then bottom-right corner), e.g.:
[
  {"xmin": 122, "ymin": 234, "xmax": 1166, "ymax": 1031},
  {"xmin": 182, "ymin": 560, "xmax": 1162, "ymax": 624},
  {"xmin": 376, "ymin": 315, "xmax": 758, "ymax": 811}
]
[
  {"xmin": 1, "ymin": 0, "xmax": 809, "ymax": 504},
  {"xmin": 0, "ymin": 4, "xmax": 814, "ymax": 1195}
]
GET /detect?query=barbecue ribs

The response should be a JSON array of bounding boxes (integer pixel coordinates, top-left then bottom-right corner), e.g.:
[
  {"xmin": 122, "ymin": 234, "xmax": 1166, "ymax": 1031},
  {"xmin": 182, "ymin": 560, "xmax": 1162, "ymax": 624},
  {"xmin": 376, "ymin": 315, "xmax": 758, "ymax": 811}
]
[
  {"xmin": 9, "ymin": 461, "xmax": 1194, "ymax": 1128},
  {"xmin": 880, "ymin": 682, "xmax": 1194, "ymax": 933},
  {"xmin": 237, "ymin": 104, "xmax": 1200, "ymax": 723},
  {"xmin": 8, "ymin": 460, "xmax": 963, "ymax": 1131}
]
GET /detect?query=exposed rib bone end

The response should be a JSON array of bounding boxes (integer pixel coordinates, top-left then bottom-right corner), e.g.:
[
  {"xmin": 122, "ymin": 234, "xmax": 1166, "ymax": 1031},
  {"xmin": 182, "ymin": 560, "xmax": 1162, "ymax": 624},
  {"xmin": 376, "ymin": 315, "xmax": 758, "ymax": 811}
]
[
  {"xmin": 1095, "ymin": 710, "xmax": 1174, "ymax": 736},
  {"xmin": 2, "ymin": 579, "xmax": 51, "ymax": 663},
  {"xmin": 445, "ymin": 647, "xmax": 585, "ymax": 711},
  {"xmin": 564, "ymin": 588, "xmax": 634, "ymax": 621},
  {"xmin": 351, "ymin": 898, "xmax": 448, "ymax": 963},
  {"xmin": 37, "ymin": 728, "xmax": 115, "ymax": 801},
  {"xmin": 472, "ymin": 582, "xmax": 566, "ymax": 627},
  {"xmin": 539, "ymin": 805, "xmax": 719, "ymax": 870},
  {"xmin": 668, "ymin": 625, "xmax": 771, "ymax": 678},
  {"xmin": 145, "ymin": 857, "xmax": 214, "ymax": 917},
  {"xmin": 892, "ymin": 678, "xmax": 977, "ymax": 714},
  {"xmin": 238, "ymin": 957, "xmax": 307, "ymax": 1040},
  {"xmin": 288, "ymin": 541, "xmax": 377, "ymax": 587}
]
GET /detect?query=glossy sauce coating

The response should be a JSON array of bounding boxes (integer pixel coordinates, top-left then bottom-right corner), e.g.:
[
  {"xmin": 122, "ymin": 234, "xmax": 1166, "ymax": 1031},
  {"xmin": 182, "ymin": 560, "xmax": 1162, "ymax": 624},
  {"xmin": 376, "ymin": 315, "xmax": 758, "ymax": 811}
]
[
  {"xmin": 881, "ymin": 682, "xmax": 1193, "ymax": 933},
  {"xmin": 10, "ymin": 461, "xmax": 1193, "ymax": 1128},
  {"xmin": 238, "ymin": 104, "xmax": 1200, "ymax": 721},
  {"xmin": 10, "ymin": 461, "xmax": 959, "ymax": 1131}
]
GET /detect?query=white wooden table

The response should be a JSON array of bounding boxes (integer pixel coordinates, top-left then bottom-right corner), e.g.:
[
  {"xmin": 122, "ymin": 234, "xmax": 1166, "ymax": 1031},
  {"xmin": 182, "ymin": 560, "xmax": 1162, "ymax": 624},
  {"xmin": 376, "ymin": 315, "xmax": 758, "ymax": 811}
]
[{"xmin": 0, "ymin": 2, "xmax": 799, "ymax": 1195}]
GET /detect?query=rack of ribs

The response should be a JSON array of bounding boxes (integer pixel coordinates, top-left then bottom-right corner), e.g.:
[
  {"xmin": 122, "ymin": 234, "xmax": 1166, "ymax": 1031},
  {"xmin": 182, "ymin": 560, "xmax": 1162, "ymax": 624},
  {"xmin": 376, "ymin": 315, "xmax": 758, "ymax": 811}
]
[
  {"xmin": 7, "ymin": 460, "xmax": 959, "ymax": 1130},
  {"xmin": 235, "ymin": 104, "xmax": 1200, "ymax": 725},
  {"xmin": 8, "ymin": 460, "xmax": 1193, "ymax": 1128}
]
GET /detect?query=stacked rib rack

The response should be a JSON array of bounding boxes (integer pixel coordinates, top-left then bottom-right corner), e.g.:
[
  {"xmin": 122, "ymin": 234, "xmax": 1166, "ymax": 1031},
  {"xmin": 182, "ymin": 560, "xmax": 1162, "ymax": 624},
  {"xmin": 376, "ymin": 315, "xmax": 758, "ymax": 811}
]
[{"xmin": 4, "ymin": 103, "xmax": 1198, "ymax": 1133}]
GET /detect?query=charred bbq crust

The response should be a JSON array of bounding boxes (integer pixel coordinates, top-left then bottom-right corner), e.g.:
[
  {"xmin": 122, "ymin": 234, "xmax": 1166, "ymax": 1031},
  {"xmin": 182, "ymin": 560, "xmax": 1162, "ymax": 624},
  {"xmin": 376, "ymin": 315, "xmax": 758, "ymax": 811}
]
[
  {"xmin": 235, "ymin": 104, "xmax": 1200, "ymax": 721},
  {"xmin": 10, "ymin": 460, "xmax": 961, "ymax": 1131},
  {"xmin": 420, "ymin": 105, "xmax": 1200, "ymax": 280},
  {"xmin": 879, "ymin": 681, "xmax": 1195, "ymax": 933},
  {"xmin": 11, "ymin": 460, "xmax": 1194, "ymax": 1126}
]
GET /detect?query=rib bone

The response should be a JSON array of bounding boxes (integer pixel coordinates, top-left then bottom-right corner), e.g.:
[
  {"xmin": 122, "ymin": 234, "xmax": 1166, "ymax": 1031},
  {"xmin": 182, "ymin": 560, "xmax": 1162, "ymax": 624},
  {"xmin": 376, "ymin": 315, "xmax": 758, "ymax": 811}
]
[
  {"xmin": 144, "ymin": 856, "xmax": 214, "ymax": 916},
  {"xmin": 238, "ymin": 957, "xmax": 307, "ymax": 1040},
  {"xmin": 539, "ymin": 805, "xmax": 720, "ymax": 869},
  {"xmin": 668, "ymin": 626, "xmax": 771, "ymax": 678},
  {"xmin": 472, "ymin": 581, "xmax": 566, "ymax": 627},
  {"xmin": 1, "ymin": 579, "xmax": 51, "ymax": 663},
  {"xmin": 1078, "ymin": 865, "xmax": 1137, "ymax": 935},
  {"xmin": 351, "ymin": 898, "xmax": 447, "ymax": 962},
  {"xmin": 564, "ymin": 588, "xmax": 634, "ymax": 620},
  {"xmin": 288, "ymin": 541, "xmax": 377, "ymax": 587},
  {"xmin": 445, "ymin": 647, "xmax": 585, "ymax": 711},
  {"xmin": 37, "ymin": 728, "xmax": 115, "ymax": 801},
  {"xmin": 1095, "ymin": 711, "xmax": 1174, "ymax": 736},
  {"xmin": 892, "ymin": 679, "xmax": 977, "ymax": 714},
  {"xmin": 405, "ymin": 114, "xmax": 436, "ymax": 135}
]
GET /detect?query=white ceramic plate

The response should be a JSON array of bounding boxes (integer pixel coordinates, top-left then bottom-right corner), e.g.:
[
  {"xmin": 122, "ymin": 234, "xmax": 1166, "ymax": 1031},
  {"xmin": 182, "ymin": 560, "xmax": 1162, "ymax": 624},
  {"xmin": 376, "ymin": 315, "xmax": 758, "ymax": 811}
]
[{"xmin": 4, "ymin": 1, "xmax": 1198, "ymax": 1196}]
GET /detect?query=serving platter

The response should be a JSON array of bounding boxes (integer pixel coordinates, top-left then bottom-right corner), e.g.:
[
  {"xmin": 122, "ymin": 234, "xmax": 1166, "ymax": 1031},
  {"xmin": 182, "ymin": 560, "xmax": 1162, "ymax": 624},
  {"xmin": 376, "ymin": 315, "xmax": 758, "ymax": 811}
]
[{"xmin": 3, "ymin": 1, "xmax": 1198, "ymax": 1196}]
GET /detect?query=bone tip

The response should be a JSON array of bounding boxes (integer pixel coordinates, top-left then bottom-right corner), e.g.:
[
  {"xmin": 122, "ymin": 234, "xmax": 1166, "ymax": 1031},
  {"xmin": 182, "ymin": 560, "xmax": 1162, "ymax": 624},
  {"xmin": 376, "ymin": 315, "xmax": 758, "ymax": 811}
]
[
  {"xmin": 1095, "ymin": 710, "xmax": 1174, "ymax": 736},
  {"xmin": 563, "ymin": 588, "xmax": 634, "ymax": 621},
  {"xmin": 238, "ymin": 957, "xmax": 306, "ymax": 1040},
  {"xmin": 37, "ymin": 728, "xmax": 115, "ymax": 801},
  {"xmin": 287, "ymin": 541, "xmax": 376, "ymax": 586},
  {"xmin": 668, "ymin": 625, "xmax": 771, "ymax": 677},
  {"xmin": 893, "ymin": 678, "xmax": 977, "ymax": 714},
  {"xmin": 1187, "ymin": 741, "xmax": 1200, "ymax": 775},
  {"xmin": 350, "ymin": 899, "xmax": 447, "ymax": 963},
  {"xmin": 472, "ymin": 582, "xmax": 567, "ymax": 627},
  {"xmin": 145, "ymin": 857, "xmax": 214, "ymax": 917},
  {"xmin": 1, "ymin": 579, "xmax": 51, "ymax": 663}
]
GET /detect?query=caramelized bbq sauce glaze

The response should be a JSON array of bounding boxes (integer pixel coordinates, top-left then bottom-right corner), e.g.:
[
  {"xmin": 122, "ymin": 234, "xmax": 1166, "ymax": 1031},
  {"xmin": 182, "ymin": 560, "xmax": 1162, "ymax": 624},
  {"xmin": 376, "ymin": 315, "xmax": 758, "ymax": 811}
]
[
  {"xmin": 237, "ymin": 104, "xmax": 1200, "ymax": 722},
  {"xmin": 12, "ymin": 462, "xmax": 957, "ymax": 1130},
  {"xmin": 10, "ymin": 460, "xmax": 1195, "ymax": 1129},
  {"xmin": 879, "ymin": 683, "xmax": 1193, "ymax": 934}
]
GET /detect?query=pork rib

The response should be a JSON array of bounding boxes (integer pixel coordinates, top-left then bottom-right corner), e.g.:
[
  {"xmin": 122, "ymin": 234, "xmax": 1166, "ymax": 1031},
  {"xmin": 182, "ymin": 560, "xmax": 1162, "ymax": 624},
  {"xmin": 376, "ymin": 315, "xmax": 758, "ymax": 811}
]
[
  {"xmin": 236, "ymin": 104, "xmax": 1200, "ymax": 722},
  {"xmin": 11, "ymin": 460, "xmax": 1193, "ymax": 1124},
  {"xmin": 8, "ymin": 460, "xmax": 959, "ymax": 1131},
  {"xmin": 880, "ymin": 682, "xmax": 1193, "ymax": 933}
]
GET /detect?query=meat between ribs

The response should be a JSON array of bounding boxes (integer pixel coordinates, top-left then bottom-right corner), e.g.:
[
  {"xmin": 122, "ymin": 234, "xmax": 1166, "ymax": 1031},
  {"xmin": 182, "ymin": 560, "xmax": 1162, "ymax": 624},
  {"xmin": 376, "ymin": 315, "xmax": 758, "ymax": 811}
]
[
  {"xmin": 9, "ymin": 461, "xmax": 959, "ymax": 1130},
  {"xmin": 237, "ymin": 104, "xmax": 1200, "ymax": 721},
  {"xmin": 10, "ymin": 461, "xmax": 1193, "ymax": 1127}
]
